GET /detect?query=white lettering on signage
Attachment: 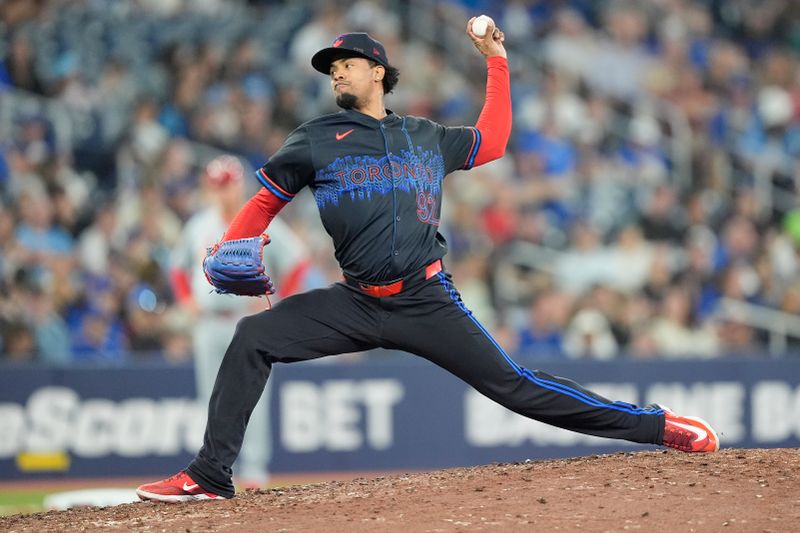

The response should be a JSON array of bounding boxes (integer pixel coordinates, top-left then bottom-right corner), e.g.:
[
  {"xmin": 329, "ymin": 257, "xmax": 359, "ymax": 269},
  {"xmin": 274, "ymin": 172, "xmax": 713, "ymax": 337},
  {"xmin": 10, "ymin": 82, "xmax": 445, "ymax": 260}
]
[
  {"xmin": 751, "ymin": 381, "xmax": 800, "ymax": 442},
  {"xmin": 0, "ymin": 387, "xmax": 203, "ymax": 458},
  {"xmin": 280, "ymin": 379, "xmax": 404, "ymax": 453},
  {"xmin": 27, "ymin": 387, "xmax": 77, "ymax": 452}
]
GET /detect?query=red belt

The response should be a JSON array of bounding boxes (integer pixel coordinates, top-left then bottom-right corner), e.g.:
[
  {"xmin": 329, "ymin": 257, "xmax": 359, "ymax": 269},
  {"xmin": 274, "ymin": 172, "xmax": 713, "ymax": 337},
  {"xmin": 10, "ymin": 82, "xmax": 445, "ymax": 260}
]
[{"xmin": 345, "ymin": 260, "xmax": 443, "ymax": 298}]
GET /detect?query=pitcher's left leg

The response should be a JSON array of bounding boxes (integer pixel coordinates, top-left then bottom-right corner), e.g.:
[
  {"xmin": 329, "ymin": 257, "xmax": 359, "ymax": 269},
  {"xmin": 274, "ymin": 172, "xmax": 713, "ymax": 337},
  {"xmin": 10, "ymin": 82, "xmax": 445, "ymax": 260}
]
[{"xmin": 384, "ymin": 275, "xmax": 664, "ymax": 444}]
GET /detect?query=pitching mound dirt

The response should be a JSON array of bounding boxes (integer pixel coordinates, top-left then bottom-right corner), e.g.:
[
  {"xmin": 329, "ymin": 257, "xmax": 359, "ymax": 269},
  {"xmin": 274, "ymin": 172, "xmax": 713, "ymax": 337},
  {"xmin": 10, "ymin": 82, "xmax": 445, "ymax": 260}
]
[{"xmin": 2, "ymin": 448, "xmax": 798, "ymax": 532}]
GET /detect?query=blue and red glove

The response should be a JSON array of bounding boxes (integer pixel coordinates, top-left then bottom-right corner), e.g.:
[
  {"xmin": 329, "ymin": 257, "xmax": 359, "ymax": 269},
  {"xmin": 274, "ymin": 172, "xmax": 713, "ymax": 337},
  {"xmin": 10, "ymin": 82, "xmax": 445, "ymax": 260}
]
[{"xmin": 203, "ymin": 234, "xmax": 275, "ymax": 296}]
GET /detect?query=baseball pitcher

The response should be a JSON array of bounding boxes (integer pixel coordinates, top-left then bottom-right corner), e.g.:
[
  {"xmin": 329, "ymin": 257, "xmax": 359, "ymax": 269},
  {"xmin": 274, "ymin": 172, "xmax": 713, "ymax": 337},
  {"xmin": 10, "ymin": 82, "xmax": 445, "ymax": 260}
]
[{"xmin": 139, "ymin": 18, "xmax": 719, "ymax": 502}]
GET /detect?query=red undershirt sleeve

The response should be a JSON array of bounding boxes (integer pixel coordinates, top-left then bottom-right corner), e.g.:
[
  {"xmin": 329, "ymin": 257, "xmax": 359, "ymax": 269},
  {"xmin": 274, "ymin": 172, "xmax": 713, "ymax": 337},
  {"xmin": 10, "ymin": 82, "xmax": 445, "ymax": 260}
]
[
  {"xmin": 220, "ymin": 187, "xmax": 288, "ymax": 242},
  {"xmin": 473, "ymin": 56, "xmax": 512, "ymax": 167}
]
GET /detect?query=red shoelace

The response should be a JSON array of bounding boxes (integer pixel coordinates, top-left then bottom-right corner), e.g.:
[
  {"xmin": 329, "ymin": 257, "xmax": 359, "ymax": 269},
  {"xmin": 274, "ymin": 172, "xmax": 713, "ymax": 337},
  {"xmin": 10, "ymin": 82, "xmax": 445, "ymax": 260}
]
[{"xmin": 663, "ymin": 425, "xmax": 694, "ymax": 451}]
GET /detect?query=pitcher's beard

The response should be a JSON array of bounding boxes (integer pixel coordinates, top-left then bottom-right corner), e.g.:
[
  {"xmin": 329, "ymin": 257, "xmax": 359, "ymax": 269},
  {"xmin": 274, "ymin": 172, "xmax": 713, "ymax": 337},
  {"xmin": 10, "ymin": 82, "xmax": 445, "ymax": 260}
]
[{"xmin": 336, "ymin": 93, "xmax": 359, "ymax": 110}]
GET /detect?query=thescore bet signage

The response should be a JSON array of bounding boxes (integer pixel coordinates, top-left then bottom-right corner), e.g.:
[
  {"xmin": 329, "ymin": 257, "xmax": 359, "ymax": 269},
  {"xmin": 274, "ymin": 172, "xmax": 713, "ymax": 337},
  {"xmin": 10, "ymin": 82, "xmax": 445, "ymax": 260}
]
[{"xmin": 0, "ymin": 358, "xmax": 798, "ymax": 479}]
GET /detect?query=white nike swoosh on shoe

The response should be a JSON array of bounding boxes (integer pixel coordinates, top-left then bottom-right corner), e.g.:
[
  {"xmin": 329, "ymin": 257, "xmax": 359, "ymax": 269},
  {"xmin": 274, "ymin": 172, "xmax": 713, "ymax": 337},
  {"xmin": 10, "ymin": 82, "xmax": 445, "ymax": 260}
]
[
  {"xmin": 137, "ymin": 489, "xmax": 225, "ymax": 502},
  {"xmin": 669, "ymin": 419, "xmax": 708, "ymax": 441},
  {"xmin": 182, "ymin": 482, "xmax": 200, "ymax": 492}
]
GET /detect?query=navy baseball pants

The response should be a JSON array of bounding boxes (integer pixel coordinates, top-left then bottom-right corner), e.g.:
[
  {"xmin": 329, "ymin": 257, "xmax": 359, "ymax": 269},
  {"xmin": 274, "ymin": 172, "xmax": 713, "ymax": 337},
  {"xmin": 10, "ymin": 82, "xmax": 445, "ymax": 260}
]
[{"xmin": 187, "ymin": 266, "xmax": 665, "ymax": 497}]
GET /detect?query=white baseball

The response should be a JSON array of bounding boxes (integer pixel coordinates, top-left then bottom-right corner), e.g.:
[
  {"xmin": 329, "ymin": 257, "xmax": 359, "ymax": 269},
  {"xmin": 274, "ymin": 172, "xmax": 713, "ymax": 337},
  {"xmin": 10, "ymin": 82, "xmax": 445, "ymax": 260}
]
[{"xmin": 472, "ymin": 15, "xmax": 494, "ymax": 37}]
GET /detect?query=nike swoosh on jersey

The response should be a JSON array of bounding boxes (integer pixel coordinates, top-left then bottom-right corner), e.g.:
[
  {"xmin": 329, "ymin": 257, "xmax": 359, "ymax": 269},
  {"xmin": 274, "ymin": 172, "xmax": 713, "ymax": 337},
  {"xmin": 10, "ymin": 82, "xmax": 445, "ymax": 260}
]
[
  {"xmin": 183, "ymin": 482, "xmax": 200, "ymax": 492},
  {"xmin": 669, "ymin": 419, "xmax": 708, "ymax": 441},
  {"xmin": 336, "ymin": 129, "xmax": 354, "ymax": 141}
]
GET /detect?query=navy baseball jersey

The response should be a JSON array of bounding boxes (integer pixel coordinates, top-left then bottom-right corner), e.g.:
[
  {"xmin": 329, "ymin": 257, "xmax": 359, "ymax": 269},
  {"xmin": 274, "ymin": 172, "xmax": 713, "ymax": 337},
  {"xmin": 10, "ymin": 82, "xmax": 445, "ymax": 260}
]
[{"xmin": 256, "ymin": 110, "xmax": 480, "ymax": 282}]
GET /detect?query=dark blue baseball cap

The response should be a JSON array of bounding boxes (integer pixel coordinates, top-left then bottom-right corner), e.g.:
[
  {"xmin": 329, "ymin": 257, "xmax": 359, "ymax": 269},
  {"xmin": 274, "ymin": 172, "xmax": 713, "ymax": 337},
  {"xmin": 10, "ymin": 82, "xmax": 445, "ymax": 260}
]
[{"xmin": 311, "ymin": 32, "xmax": 391, "ymax": 74}]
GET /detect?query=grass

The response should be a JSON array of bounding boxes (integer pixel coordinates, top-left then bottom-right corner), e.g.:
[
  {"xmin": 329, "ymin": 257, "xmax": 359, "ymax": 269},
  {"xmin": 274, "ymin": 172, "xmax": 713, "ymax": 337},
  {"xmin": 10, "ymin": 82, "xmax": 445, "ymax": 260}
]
[{"xmin": 0, "ymin": 489, "xmax": 47, "ymax": 517}]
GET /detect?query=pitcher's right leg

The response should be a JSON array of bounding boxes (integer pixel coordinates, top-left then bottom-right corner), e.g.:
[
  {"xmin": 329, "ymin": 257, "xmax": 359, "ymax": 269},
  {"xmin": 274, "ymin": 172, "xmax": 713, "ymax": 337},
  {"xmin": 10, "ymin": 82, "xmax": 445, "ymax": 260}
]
[{"xmin": 139, "ymin": 284, "xmax": 381, "ymax": 501}]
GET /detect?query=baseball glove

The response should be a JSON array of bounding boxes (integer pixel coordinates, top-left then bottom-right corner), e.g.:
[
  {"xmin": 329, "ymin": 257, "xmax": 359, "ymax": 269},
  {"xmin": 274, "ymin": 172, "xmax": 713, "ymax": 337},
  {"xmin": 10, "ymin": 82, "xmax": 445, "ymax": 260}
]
[{"xmin": 203, "ymin": 234, "xmax": 275, "ymax": 296}]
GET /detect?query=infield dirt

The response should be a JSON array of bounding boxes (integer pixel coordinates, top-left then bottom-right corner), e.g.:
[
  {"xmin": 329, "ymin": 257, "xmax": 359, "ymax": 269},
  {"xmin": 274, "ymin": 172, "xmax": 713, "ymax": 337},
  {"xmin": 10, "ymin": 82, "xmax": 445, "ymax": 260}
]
[{"xmin": 2, "ymin": 448, "xmax": 797, "ymax": 532}]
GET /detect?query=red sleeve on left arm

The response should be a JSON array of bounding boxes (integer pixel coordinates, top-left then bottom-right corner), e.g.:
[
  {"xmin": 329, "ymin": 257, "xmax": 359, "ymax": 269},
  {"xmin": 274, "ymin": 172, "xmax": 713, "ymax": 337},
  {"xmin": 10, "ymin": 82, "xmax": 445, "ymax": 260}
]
[
  {"xmin": 473, "ymin": 56, "xmax": 512, "ymax": 167},
  {"xmin": 221, "ymin": 187, "xmax": 288, "ymax": 242}
]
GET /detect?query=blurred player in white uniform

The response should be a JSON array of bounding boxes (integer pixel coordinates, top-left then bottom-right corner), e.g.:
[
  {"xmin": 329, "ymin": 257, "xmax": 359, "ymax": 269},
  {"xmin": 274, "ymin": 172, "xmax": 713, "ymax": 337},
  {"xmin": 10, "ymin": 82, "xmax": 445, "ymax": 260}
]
[{"xmin": 170, "ymin": 155, "xmax": 312, "ymax": 488}]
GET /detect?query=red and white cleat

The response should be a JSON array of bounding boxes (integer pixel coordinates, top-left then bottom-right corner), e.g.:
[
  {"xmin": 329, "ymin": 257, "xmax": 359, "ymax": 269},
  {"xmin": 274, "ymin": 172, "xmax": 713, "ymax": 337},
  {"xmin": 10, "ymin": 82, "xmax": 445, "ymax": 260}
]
[
  {"xmin": 136, "ymin": 471, "xmax": 227, "ymax": 503},
  {"xmin": 661, "ymin": 407, "xmax": 720, "ymax": 453}
]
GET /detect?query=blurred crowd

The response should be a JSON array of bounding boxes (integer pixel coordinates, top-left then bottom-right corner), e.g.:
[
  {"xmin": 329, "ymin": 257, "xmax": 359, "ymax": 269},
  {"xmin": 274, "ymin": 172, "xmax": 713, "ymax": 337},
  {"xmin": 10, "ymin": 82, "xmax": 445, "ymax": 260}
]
[{"xmin": 1, "ymin": 0, "xmax": 800, "ymax": 365}]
